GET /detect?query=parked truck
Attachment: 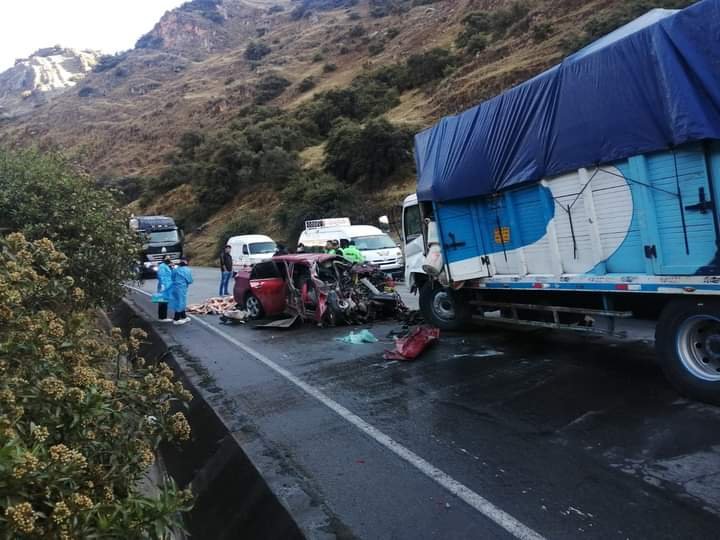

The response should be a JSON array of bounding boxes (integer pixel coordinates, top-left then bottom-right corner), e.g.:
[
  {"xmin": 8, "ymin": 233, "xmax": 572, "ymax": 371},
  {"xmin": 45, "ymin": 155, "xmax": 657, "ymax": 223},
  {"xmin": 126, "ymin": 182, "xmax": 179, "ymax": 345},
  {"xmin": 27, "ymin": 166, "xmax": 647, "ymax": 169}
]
[
  {"xmin": 129, "ymin": 215, "xmax": 184, "ymax": 277},
  {"xmin": 402, "ymin": 1, "xmax": 720, "ymax": 404}
]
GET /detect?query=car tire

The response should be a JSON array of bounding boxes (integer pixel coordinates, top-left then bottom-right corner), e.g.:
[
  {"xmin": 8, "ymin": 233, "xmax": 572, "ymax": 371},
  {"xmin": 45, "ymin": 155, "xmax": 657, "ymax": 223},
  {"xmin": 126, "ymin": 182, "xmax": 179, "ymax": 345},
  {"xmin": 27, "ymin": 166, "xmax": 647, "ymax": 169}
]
[
  {"xmin": 419, "ymin": 281, "xmax": 470, "ymax": 331},
  {"xmin": 656, "ymin": 298, "xmax": 720, "ymax": 405},
  {"xmin": 244, "ymin": 294, "xmax": 264, "ymax": 320}
]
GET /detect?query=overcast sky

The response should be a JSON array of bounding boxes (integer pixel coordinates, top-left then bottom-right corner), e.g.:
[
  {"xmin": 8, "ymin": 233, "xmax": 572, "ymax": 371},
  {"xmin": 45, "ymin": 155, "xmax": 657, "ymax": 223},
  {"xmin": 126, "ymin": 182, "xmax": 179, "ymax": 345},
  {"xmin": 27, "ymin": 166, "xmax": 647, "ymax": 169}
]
[{"xmin": 0, "ymin": 0, "xmax": 187, "ymax": 72}]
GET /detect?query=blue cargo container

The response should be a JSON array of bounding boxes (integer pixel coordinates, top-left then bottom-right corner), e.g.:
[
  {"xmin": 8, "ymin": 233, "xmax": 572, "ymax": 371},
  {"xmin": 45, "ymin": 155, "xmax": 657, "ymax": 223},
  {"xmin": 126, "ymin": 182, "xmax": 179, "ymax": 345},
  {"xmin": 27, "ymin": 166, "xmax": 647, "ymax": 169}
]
[{"xmin": 402, "ymin": 1, "xmax": 720, "ymax": 403}]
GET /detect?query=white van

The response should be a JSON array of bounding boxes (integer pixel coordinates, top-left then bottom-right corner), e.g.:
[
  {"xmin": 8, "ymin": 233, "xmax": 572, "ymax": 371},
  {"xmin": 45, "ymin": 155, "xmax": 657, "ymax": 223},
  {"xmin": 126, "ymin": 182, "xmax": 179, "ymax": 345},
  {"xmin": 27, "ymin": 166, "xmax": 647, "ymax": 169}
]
[
  {"xmin": 298, "ymin": 218, "xmax": 403, "ymax": 274},
  {"xmin": 226, "ymin": 234, "xmax": 276, "ymax": 270}
]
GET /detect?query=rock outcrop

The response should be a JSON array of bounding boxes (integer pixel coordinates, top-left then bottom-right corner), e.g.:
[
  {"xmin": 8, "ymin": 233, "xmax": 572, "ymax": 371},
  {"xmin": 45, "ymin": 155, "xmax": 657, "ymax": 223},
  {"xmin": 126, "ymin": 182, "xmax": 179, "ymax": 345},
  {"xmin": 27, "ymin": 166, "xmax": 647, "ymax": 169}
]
[{"xmin": 0, "ymin": 47, "xmax": 101, "ymax": 119}]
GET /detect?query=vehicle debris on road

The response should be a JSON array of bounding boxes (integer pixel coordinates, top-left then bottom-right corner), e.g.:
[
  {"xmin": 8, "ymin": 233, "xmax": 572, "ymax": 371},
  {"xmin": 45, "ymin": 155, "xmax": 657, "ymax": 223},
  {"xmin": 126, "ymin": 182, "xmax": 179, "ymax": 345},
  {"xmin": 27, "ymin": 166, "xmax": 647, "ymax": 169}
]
[
  {"xmin": 384, "ymin": 326, "xmax": 440, "ymax": 361},
  {"xmin": 336, "ymin": 329, "xmax": 379, "ymax": 344},
  {"xmin": 219, "ymin": 309, "xmax": 249, "ymax": 325}
]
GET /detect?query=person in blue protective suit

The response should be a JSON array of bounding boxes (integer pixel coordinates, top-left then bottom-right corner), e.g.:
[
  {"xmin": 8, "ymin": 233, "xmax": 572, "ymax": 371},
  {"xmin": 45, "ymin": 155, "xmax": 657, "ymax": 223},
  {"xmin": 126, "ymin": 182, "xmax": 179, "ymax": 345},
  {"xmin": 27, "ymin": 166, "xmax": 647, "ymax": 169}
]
[
  {"xmin": 171, "ymin": 257, "xmax": 194, "ymax": 325},
  {"xmin": 156, "ymin": 256, "xmax": 174, "ymax": 322}
]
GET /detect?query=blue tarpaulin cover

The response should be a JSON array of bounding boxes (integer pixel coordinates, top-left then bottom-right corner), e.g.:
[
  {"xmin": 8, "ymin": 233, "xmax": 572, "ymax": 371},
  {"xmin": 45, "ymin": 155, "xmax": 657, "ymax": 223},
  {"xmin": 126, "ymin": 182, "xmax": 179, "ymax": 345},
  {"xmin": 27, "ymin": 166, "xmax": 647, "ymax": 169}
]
[{"xmin": 416, "ymin": 0, "xmax": 720, "ymax": 202}]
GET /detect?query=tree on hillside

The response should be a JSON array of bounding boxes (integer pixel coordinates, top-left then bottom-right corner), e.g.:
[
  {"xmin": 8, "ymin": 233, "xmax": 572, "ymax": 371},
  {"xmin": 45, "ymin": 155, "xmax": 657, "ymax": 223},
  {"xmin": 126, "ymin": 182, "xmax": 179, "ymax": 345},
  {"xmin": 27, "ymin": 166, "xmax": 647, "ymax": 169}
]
[
  {"xmin": 244, "ymin": 41, "xmax": 272, "ymax": 61},
  {"xmin": 324, "ymin": 118, "xmax": 413, "ymax": 187}
]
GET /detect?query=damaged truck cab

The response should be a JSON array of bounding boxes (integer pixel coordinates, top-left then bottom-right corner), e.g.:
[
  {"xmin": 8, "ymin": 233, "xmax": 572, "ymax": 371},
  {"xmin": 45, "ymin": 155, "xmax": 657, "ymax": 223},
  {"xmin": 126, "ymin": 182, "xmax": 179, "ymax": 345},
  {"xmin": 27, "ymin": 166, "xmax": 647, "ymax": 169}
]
[{"xmin": 403, "ymin": 2, "xmax": 720, "ymax": 405}]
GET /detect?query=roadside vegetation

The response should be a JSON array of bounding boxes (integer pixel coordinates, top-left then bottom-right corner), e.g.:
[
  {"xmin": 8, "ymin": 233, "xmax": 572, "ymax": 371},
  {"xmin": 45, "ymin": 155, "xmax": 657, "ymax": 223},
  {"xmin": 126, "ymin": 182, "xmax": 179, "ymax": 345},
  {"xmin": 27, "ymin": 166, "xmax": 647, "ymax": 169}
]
[{"xmin": 0, "ymin": 149, "xmax": 193, "ymax": 538}]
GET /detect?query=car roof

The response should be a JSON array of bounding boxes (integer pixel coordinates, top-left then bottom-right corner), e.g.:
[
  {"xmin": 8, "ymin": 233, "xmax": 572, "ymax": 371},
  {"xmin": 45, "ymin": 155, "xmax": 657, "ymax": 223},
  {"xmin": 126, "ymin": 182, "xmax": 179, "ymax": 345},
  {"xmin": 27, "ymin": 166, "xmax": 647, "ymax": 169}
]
[
  {"xmin": 271, "ymin": 253, "xmax": 338, "ymax": 264},
  {"xmin": 227, "ymin": 234, "xmax": 274, "ymax": 244},
  {"xmin": 299, "ymin": 225, "xmax": 385, "ymax": 239}
]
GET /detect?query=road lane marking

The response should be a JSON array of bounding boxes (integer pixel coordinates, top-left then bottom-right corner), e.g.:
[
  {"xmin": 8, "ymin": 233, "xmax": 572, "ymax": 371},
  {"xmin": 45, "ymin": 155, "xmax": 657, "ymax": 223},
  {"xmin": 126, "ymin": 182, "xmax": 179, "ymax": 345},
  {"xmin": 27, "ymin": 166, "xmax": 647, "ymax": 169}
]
[{"xmin": 127, "ymin": 287, "xmax": 545, "ymax": 540}]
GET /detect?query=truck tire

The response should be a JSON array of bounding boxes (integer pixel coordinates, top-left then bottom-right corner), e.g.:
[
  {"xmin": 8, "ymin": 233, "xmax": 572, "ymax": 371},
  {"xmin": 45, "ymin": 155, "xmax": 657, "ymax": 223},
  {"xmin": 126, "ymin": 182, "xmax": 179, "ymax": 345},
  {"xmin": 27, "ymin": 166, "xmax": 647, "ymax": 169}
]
[
  {"xmin": 419, "ymin": 282, "xmax": 470, "ymax": 331},
  {"xmin": 656, "ymin": 298, "xmax": 720, "ymax": 405}
]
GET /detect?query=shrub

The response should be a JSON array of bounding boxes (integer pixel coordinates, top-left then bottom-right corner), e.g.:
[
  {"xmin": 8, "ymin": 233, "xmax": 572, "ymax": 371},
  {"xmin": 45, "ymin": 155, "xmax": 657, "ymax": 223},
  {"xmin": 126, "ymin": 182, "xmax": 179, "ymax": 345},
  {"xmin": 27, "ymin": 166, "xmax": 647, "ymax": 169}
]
[
  {"xmin": 244, "ymin": 41, "xmax": 272, "ymax": 61},
  {"xmin": 298, "ymin": 76, "xmax": 317, "ymax": 92},
  {"xmin": 202, "ymin": 9, "xmax": 225, "ymax": 23},
  {"xmin": 93, "ymin": 53, "xmax": 128, "ymax": 73},
  {"xmin": 348, "ymin": 24, "xmax": 366, "ymax": 38},
  {"xmin": 532, "ymin": 22, "xmax": 553, "ymax": 43},
  {"xmin": 312, "ymin": 52, "xmax": 324, "ymax": 63},
  {"xmin": 323, "ymin": 62, "xmax": 338, "ymax": 73},
  {"xmin": 0, "ymin": 232, "xmax": 193, "ymax": 539},
  {"xmin": 399, "ymin": 48, "xmax": 456, "ymax": 90},
  {"xmin": 299, "ymin": 78, "xmax": 399, "ymax": 135},
  {"xmin": 456, "ymin": 2, "xmax": 529, "ymax": 49},
  {"xmin": 386, "ymin": 28, "xmax": 400, "ymax": 39},
  {"xmin": 466, "ymin": 34, "xmax": 488, "ymax": 55},
  {"xmin": 255, "ymin": 74, "xmax": 291, "ymax": 104},
  {"xmin": 368, "ymin": 41, "xmax": 385, "ymax": 56},
  {"xmin": 324, "ymin": 118, "xmax": 413, "ymax": 186},
  {"xmin": 0, "ymin": 149, "xmax": 137, "ymax": 306},
  {"xmin": 257, "ymin": 146, "xmax": 301, "ymax": 186},
  {"xmin": 348, "ymin": 12, "xmax": 361, "ymax": 20},
  {"xmin": 268, "ymin": 4, "xmax": 285, "ymax": 14}
]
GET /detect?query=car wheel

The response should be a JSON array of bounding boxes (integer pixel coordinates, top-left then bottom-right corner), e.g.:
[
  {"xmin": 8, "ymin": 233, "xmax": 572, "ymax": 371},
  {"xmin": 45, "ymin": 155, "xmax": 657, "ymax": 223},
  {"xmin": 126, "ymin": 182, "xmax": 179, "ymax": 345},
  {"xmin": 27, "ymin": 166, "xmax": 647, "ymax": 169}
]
[
  {"xmin": 244, "ymin": 294, "xmax": 264, "ymax": 320},
  {"xmin": 656, "ymin": 298, "xmax": 720, "ymax": 405}
]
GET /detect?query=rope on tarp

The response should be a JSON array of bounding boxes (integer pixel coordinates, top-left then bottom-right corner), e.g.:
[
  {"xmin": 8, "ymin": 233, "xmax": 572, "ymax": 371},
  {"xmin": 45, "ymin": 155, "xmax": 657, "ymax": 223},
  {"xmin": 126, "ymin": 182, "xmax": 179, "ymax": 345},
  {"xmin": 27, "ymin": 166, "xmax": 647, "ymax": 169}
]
[{"xmin": 552, "ymin": 168, "xmax": 600, "ymax": 259}]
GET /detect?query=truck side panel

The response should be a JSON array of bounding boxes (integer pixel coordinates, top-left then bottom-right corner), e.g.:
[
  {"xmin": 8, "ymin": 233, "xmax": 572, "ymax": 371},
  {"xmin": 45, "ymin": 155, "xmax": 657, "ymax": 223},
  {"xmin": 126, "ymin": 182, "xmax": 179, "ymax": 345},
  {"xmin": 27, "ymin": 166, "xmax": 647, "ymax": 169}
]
[{"xmin": 437, "ymin": 142, "xmax": 720, "ymax": 286}]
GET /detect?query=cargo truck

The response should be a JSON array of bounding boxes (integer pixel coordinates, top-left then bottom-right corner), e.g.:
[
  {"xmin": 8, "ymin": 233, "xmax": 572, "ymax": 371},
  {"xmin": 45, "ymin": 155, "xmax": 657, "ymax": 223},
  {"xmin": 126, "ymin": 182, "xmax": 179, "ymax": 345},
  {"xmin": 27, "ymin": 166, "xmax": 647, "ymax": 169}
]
[
  {"xmin": 402, "ymin": 1, "xmax": 720, "ymax": 404},
  {"xmin": 129, "ymin": 215, "xmax": 184, "ymax": 277}
]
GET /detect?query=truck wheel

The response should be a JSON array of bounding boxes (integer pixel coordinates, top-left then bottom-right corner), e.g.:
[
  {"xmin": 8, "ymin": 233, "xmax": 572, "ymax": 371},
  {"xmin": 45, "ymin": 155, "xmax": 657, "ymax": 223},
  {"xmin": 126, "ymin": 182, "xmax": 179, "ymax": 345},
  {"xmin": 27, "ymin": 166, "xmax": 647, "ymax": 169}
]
[
  {"xmin": 244, "ymin": 294, "xmax": 264, "ymax": 320},
  {"xmin": 419, "ymin": 282, "xmax": 469, "ymax": 331},
  {"xmin": 656, "ymin": 299, "xmax": 720, "ymax": 405}
]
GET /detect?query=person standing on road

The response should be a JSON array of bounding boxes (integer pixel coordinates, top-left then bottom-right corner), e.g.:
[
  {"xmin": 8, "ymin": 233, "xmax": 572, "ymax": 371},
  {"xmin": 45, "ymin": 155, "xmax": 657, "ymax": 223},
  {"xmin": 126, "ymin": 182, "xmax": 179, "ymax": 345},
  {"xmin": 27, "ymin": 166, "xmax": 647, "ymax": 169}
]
[
  {"xmin": 219, "ymin": 245, "xmax": 233, "ymax": 296},
  {"xmin": 156, "ymin": 256, "xmax": 174, "ymax": 322},
  {"xmin": 325, "ymin": 240, "xmax": 341, "ymax": 255},
  {"xmin": 171, "ymin": 257, "xmax": 194, "ymax": 325}
]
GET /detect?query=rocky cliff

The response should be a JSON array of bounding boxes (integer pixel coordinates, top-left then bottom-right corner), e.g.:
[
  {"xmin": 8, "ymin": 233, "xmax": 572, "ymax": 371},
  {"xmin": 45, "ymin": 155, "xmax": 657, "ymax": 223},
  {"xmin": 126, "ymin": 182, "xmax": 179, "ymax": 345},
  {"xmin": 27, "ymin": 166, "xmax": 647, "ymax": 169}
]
[{"xmin": 0, "ymin": 47, "xmax": 101, "ymax": 120}]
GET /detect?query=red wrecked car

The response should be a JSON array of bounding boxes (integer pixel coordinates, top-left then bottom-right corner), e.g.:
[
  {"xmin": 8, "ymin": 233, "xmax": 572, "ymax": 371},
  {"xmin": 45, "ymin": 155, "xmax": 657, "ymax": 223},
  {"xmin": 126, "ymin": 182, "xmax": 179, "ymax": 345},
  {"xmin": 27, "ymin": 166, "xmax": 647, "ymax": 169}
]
[{"xmin": 233, "ymin": 254, "xmax": 404, "ymax": 325}]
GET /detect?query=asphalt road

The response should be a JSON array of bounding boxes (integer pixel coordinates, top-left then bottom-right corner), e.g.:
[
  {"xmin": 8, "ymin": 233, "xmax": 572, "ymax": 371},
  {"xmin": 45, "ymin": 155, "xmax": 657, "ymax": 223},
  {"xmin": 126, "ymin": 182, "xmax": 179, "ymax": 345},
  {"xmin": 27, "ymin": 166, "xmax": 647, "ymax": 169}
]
[{"xmin": 129, "ymin": 267, "xmax": 720, "ymax": 539}]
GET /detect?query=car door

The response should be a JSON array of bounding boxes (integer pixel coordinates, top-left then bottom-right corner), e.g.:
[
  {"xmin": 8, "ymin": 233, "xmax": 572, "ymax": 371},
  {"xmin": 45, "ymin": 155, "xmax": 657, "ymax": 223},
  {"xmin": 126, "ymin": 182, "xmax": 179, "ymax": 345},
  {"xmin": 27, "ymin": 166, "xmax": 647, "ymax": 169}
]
[{"xmin": 249, "ymin": 261, "xmax": 287, "ymax": 315}]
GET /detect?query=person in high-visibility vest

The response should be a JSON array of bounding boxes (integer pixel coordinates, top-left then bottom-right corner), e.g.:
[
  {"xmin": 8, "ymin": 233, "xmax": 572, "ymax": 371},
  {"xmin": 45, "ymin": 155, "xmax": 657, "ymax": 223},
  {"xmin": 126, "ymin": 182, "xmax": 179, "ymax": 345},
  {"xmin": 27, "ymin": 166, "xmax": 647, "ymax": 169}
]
[{"xmin": 341, "ymin": 239, "xmax": 364, "ymax": 263}]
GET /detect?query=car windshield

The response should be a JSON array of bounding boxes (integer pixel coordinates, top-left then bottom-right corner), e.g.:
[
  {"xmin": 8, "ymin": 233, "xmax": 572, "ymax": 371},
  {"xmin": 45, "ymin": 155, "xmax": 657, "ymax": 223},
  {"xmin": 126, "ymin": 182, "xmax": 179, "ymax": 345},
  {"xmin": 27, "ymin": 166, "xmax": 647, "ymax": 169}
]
[
  {"xmin": 249, "ymin": 242, "xmax": 276, "ymax": 254},
  {"xmin": 352, "ymin": 235, "xmax": 396, "ymax": 250},
  {"xmin": 146, "ymin": 230, "xmax": 179, "ymax": 244}
]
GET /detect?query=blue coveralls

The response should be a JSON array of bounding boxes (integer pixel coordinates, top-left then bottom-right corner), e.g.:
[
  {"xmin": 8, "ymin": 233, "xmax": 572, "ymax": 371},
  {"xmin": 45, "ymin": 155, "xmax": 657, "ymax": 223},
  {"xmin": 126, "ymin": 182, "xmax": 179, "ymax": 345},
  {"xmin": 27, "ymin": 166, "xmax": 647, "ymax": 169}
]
[
  {"xmin": 170, "ymin": 265, "xmax": 194, "ymax": 319},
  {"xmin": 156, "ymin": 263, "xmax": 174, "ymax": 319}
]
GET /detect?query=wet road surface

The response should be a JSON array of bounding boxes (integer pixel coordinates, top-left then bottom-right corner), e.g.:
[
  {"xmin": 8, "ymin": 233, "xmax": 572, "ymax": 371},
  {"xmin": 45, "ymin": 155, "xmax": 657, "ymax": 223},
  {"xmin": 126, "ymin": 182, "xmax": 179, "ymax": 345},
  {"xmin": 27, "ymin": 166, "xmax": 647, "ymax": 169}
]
[{"xmin": 128, "ymin": 268, "xmax": 720, "ymax": 539}]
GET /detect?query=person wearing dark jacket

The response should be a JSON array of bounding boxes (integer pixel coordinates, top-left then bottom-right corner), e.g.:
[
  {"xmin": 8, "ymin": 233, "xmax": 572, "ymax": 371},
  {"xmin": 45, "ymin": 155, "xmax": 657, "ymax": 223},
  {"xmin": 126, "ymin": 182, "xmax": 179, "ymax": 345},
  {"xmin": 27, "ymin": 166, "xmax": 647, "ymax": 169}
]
[{"xmin": 219, "ymin": 245, "xmax": 233, "ymax": 296}]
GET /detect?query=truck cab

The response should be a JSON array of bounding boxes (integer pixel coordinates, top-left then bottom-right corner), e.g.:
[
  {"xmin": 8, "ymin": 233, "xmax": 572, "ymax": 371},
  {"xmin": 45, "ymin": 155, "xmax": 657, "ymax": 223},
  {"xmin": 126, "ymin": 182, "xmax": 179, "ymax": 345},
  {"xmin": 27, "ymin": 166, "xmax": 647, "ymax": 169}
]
[{"xmin": 130, "ymin": 215, "xmax": 183, "ymax": 276}]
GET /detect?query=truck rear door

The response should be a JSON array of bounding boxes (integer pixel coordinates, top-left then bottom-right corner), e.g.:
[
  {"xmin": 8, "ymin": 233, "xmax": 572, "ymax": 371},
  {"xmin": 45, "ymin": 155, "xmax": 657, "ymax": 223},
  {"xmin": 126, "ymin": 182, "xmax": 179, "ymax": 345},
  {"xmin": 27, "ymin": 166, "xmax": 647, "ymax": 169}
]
[{"xmin": 638, "ymin": 143, "xmax": 720, "ymax": 275}]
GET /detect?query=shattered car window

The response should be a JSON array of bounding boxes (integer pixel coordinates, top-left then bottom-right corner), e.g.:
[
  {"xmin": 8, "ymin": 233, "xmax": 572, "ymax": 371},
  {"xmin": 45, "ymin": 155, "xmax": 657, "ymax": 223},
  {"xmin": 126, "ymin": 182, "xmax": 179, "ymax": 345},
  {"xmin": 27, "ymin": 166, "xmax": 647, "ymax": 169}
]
[{"xmin": 251, "ymin": 261, "xmax": 283, "ymax": 279}]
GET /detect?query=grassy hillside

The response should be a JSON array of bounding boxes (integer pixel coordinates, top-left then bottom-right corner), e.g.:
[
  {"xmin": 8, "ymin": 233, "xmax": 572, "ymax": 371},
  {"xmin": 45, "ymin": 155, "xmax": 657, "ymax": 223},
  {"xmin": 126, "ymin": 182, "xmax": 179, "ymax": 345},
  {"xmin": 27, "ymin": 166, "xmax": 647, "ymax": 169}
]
[{"xmin": 0, "ymin": 0, "xmax": 698, "ymax": 264}]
